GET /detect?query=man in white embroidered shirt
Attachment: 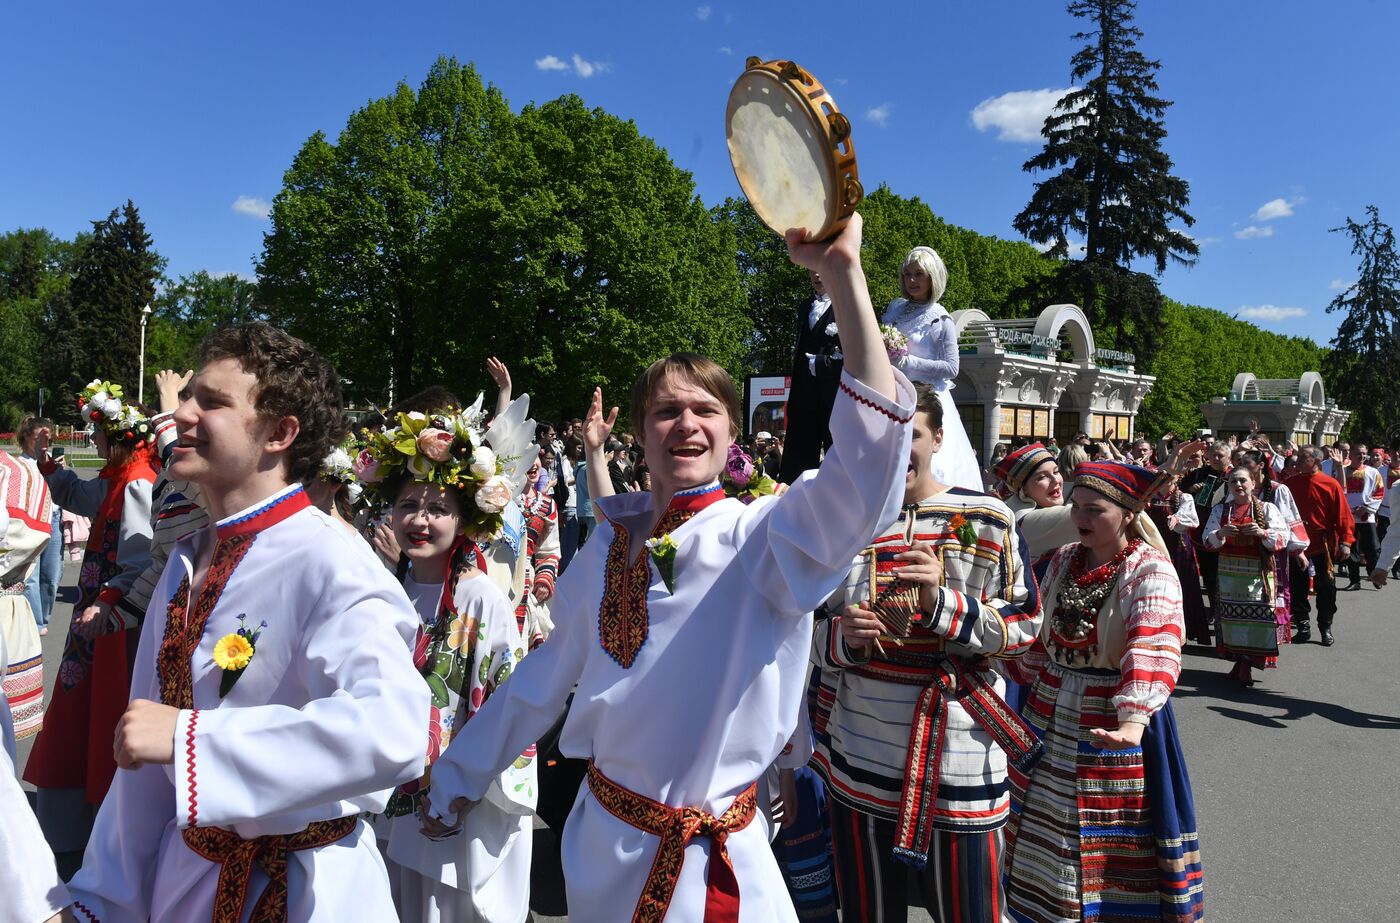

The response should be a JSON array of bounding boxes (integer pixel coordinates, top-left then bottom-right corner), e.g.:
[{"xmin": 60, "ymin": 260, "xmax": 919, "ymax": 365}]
[
  {"xmin": 58, "ymin": 322, "xmax": 428, "ymax": 923},
  {"xmin": 422, "ymin": 216, "xmax": 915, "ymax": 923}
]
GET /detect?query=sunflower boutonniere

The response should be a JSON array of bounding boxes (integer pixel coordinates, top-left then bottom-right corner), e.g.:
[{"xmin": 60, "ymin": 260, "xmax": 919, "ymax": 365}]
[
  {"xmin": 213, "ymin": 615, "xmax": 266, "ymax": 698},
  {"xmin": 646, "ymin": 534, "xmax": 681, "ymax": 593},
  {"xmin": 948, "ymin": 513, "xmax": 978, "ymax": 549}
]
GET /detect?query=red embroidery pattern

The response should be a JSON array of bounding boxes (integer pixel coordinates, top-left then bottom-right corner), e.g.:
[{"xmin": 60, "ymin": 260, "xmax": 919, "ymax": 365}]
[
  {"xmin": 183, "ymin": 815, "xmax": 358, "ymax": 923},
  {"xmin": 185, "ymin": 708, "xmax": 200, "ymax": 827},
  {"xmin": 157, "ymin": 534, "xmax": 256, "ymax": 713},
  {"xmin": 587, "ymin": 762, "xmax": 758, "ymax": 923},
  {"xmin": 840, "ymin": 380, "xmax": 913, "ymax": 424},
  {"xmin": 596, "ymin": 492, "xmax": 725, "ymax": 668},
  {"xmin": 71, "ymin": 901, "xmax": 99, "ymax": 922}
]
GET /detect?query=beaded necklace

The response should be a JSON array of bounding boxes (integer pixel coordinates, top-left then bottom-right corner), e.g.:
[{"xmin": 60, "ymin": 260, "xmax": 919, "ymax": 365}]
[{"xmin": 1049, "ymin": 537, "xmax": 1142, "ymax": 665}]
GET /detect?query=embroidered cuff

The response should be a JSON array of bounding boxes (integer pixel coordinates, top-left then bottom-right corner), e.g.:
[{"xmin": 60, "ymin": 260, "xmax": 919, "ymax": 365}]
[
  {"xmin": 837, "ymin": 369, "xmax": 915, "ymax": 426},
  {"xmin": 39, "ymin": 458, "xmax": 59, "ymax": 476},
  {"xmin": 96, "ymin": 586, "xmax": 125, "ymax": 606},
  {"xmin": 174, "ymin": 708, "xmax": 202, "ymax": 829},
  {"xmin": 827, "ymin": 618, "xmax": 870, "ymax": 668},
  {"xmin": 1116, "ymin": 703, "xmax": 1153, "ymax": 726},
  {"xmin": 70, "ymin": 900, "xmax": 100, "ymax": 922}
]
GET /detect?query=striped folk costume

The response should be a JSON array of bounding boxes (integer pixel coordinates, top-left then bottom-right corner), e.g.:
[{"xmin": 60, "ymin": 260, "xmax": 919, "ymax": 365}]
[
  {"xmin": 810, "ymin": 487, "xmax": 1043, "ymax": 923},
  {"xmin": 0, "ymin": 451, "xmax": 53, "ymax": 740},
  {"xmin": 1005, "ymin": 462, "xmax": 1204, "ymax": 923}
]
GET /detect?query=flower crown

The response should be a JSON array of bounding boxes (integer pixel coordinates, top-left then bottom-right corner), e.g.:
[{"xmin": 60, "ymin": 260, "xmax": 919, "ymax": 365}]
[
  {"xmin": 355, "ymin": 398, "xmax": 513, "ymax": 540},
  {"xmin": 77, "ymin": 379, "xmax": 155, "ymax": 447},
  {"xmin": 319, "ymin": 433, "xmax": 365, "ymax": 504}
]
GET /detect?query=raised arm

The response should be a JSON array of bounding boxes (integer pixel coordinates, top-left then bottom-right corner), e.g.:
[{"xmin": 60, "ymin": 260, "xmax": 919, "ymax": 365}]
[{"xmin": 581, "ymin": 387, "xmax": 618, "ymax": 518}]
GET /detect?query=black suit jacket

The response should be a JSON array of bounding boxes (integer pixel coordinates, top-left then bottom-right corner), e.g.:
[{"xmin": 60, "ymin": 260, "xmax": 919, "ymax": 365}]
[{"xmin": 780, "ymin": 296, "xmax": 843, "ymax": 483}]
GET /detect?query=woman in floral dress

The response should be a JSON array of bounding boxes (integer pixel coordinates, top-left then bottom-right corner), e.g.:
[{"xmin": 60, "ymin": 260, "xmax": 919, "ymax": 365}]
[{"xmin": 360, "ymin": 402, "xmax": 537, "ymax": 923}]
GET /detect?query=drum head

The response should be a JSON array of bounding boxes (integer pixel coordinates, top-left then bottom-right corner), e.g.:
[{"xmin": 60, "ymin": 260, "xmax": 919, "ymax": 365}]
[{"xmin": 726, "ymin": 60, "xmax": 860, "ymax": 242}]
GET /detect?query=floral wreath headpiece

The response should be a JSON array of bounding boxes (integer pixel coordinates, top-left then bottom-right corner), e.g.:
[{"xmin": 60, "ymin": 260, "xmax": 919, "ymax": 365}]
[
  {"xmin": 319, "ymin": 432, "xmax": 366, "ymax": 504},
  {"xmin": 77, "ymin": 379, "xmax": 155, "ymax": 447},
  {"xmin": 354, "ymin": 395, "xmax": 514, "ymax": 540}
]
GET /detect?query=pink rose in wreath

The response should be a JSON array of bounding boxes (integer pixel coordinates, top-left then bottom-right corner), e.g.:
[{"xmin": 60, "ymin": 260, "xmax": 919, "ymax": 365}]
[
  {"xmin": 352, "ymin": 449, "xmax": 381, "ymax": 484},
  {"xmin": 416, "ymin": 428, "xmax": 455, "ymax": 463}
]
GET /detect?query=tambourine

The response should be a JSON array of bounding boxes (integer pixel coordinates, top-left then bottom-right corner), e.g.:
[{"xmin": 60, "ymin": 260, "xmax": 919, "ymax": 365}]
[{"xmin": 726, "ymin": 57, "xmax": 863, "ymax": 242}]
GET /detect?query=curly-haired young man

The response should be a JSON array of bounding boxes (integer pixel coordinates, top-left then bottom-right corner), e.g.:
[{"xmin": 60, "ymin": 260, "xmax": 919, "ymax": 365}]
[{"xmin": 61, "ymin": 322, "xmax": 429, "ymax": 922}]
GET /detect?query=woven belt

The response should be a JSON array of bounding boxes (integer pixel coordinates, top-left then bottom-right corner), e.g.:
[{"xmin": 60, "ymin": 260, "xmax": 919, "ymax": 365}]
[
  {"xmin": 863, "ymin": 655, "xmax": 1043, "ymax": 869},
  {"xmin": 182, "ymin": 816, "xmax": 358, "ymax": 922},
  {"xmin": 586, "ymin": 761, "xmax": 757, "ymax": 923}
]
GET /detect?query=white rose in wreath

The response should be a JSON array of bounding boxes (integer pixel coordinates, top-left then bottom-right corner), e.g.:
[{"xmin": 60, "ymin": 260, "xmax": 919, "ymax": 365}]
[
  {"xmin": 469, "ymin": 446, "xmax": 497, "ymax": 479},
  {"xmin": 406, "ymin": 453, "xmax": 435, "ymax": 479},
  {"xmin": 475, "ymin": 475, "xmax": 513, "ymax": 513},
  {"xmin": 103, "ymin": 401, "xmax": 122, "ymax": 420}
]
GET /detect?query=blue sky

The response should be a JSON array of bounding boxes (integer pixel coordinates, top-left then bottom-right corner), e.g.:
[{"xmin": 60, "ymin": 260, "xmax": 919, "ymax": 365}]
[{"xmin": 4, "ymin": 0, "xmax": 1396, "ymax": 348}]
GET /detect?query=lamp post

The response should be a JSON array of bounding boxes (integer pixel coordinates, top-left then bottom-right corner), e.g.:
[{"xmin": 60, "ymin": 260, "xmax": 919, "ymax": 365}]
[{"xmin": 138, "ymin": 304, "xmax": 153, "ymax": 404}]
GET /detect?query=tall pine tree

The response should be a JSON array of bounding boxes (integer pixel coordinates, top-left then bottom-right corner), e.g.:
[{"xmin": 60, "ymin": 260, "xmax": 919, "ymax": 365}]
[
  {"xmin": 1324, "ymin": 206, "xmax": 1400, "ymax": 440},
  {"xmin": 50, "ymin": 201, "xmax": 162, "ymax": 410},
  {"xmin": 1013, "ymin": 0, "xmax": 1196, "ymax": 363}
]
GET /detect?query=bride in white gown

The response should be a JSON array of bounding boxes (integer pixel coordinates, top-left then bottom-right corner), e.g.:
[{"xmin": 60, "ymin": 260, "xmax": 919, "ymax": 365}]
[{"xmin": 881, "ymin": 246, "xmax": 984, "ymax": 492}]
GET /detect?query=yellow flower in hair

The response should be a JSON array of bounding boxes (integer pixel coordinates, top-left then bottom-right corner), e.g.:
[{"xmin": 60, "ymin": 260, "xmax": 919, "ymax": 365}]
[{"xmin": 213, "ymin": 633, "xmax": 255, "ymax": 671}]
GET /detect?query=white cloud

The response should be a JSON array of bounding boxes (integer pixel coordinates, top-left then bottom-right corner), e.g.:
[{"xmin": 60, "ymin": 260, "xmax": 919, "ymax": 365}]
[
  {"xmin": 231, "ymin": 196, "xmax": 271, "ymax": 219},
  {"xmin": 718, "ymin": 46, "xmax": 733, "ymax": 56},
  {"xmin": 695, "ymin": 5, "xmax": 712, "ymax": 20},
  {"xmin": 1238, "ymin": 304, "xmax": 1306, "ymax": 322},
  {"xmin": 571, "ymin": 54, "xmax": 609, "ymax": 78},
  {"xmin": 1329, "ymin": 278, "xmax": 1353, "ymax": 291},
  {"xmin": 970, "ymin": 88, "xmax": 1076, "ymax": 143},
  {"xmin": 1234, "ymin": 225, "xmax": 1273, "ymax": 240},
  {"xmin": 1252, "ymin": 196, "xmax": 1305, "ymax": 221},
  {"xmin": 536, "ymin": 53, "xmax": 609, "ymax": 78},
  {"xmin": 866, "ymin": 103, "xmax": 892, "ymax": 127}
]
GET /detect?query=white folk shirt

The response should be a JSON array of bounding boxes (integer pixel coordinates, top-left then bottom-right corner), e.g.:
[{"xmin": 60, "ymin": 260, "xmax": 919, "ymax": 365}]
[
  {"xmin": 427, "ymin": 370, "xmax": 915, "ymax": 923},
  {"xmin": 1346, "ymin": 464, "xmax": 1383, "ymax": 520},
  {"xmin": 1, "ymin": 591, "xmax": 73, "ymax": 923},
  {"xmin": 66, "ymin": 485, "xmax": 430, "ymax": 923}
]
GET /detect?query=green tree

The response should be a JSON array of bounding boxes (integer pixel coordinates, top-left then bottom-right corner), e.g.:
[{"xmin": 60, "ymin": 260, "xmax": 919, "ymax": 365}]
[
  {"xmin": 1323, "ymin": 206, "xmax": 1400, "ymax": 441},
  {"xmin": 146, "ymin": 271, "xmax": 267, "ymax": 374},
  {"xmin": 259, "ymin": 57, "xmax": 750, "ymax": 420},
  {"xmin": 48, "ymin": 203, "xmax": 163, "ymax": 412},
  {"xmin": 1013, "ymin": 0, "xmax": 1196, "ymax": 363},
  {"xmin": 711, "ymin": 197, "xmax": 810, "ymax": 375}
]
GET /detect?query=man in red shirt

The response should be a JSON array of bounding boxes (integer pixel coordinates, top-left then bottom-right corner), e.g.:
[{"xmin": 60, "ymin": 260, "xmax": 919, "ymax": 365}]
[{"xmin": 1283, "ymin": 446, "xmax": 1357, "ymax": 646}]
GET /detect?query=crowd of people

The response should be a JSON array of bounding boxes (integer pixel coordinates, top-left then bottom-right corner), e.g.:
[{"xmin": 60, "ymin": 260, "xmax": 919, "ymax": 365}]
[{"xmin": 1, "ymin": 218, "xmax": 1393, "ymax": 923}]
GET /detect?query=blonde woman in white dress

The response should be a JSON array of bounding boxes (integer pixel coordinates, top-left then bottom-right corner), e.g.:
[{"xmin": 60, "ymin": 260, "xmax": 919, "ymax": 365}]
[{"xmin": 882, "ymin": 246, "xmax": 983, "ymax": 491}]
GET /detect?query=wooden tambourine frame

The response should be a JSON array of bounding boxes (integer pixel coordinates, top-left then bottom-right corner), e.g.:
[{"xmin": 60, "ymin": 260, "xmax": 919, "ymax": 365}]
[{"xmin": 726, "ymin": 57, "xmax": 863, "ymax": 242}]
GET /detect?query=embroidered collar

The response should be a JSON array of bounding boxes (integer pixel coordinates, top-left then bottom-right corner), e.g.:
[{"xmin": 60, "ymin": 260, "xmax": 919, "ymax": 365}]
[
  {"xmin": 653, "ymin": 481, "xmax": 725, "ymax": 537},
  {"xmin": 216, "ymin": 484, "xmax": 310, "ymax": 539}
]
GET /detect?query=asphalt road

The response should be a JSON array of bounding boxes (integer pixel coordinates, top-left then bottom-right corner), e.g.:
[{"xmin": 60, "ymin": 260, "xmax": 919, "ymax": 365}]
[{"xmin": 16, "ymin": 517, "xmax": 1400, "ymax": 921}]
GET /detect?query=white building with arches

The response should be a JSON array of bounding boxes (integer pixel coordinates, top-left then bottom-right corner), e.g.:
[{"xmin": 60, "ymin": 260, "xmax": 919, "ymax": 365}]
[
  {"xmin": 949, "ymin": 303, "xmax": 1155, "ymax": 466},
  {"xmin": 1198, "ymin": 372, "xmax": 1350, "ymax": 446}
]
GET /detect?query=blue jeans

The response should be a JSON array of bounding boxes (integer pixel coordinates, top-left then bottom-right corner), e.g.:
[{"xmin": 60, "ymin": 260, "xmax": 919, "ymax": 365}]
[
  {"xmin": 24, "ymin": 506, "xmax": 64, "ymax": 628},
  {"xmin": 559, "ymin": 510, "xmax": 580, "ymax": 573}
]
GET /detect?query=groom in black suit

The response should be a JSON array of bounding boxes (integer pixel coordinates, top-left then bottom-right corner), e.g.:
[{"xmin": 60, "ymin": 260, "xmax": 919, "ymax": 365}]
[{"xmin": 779, "ymin": 271, "xmax": 843, "ymax": 484}]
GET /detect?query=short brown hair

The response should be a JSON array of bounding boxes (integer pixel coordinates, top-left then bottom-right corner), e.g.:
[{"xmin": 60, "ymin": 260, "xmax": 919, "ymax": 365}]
[
  {"xmin": 911, "ymin": 383, "xmax": 944, "ymax": 430},
  {"xmin": 18, "ymin": 415, "xmax": 51, "ymax": 445},
  {"xmin": 197, "ymin": 322, "xmax": 343, "ymax": 484},
  {"xmin": 630, "ymin": 353, "xmax": 741, "ymax": 442}
]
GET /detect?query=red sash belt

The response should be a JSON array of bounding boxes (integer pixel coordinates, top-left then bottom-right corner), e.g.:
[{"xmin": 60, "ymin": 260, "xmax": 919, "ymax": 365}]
[
  {"xmin": 858, "ymin": 655, "xmax": 1043, "ymax": 869},
  {"xmin": 586, "ymin": 761, "xmax": 757, "ymax": 923},
  {"xmin": 182, "ymin": 816, "xmax": 358, "ymax": 923}
]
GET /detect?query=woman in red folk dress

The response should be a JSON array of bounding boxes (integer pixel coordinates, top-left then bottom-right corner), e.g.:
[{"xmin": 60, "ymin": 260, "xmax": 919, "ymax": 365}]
[
  {"xmin": 513, "ymin": 449, "xmax": 560, "ymax": 650},
  {"xmin": 1004, "ymin": 462, "xmax": 1203, "ymax": 923},
  {"xmin": 24, "ymin": 380, "xmax": 157, "ymax": 857}
]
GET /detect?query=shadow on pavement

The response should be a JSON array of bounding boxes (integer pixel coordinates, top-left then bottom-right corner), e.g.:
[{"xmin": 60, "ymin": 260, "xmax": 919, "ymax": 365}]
[{"xmin": 1176, "ymin": 666, "xmax": 1400, "ymax": 730}]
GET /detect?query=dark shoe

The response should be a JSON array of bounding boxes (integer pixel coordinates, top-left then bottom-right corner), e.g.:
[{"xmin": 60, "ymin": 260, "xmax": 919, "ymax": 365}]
[
  {"xmin": 1343, "ymin": 581, "xmax": 1361, "ymax": 591},
  {"xmin": 1321, "ymin": 629, "xmax": 1335, "ymax": 646},
  {"xmin": 1293, "ymin": 628, "xmax": 1312, "ymax": 644}
]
